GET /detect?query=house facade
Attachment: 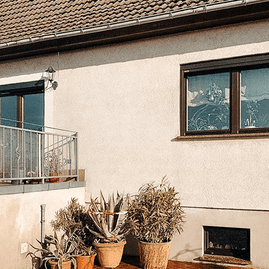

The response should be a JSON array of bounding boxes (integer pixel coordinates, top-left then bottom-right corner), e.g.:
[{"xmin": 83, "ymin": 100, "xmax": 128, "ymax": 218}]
[{"xmin": 1, "ymin": 0, "xmax": 269, "ymax": 268}]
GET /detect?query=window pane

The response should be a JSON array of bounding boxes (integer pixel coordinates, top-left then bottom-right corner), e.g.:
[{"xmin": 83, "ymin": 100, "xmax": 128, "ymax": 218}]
[
  {"xmin": 187, "ymin": 73, "xmax": 230, "ymax": 131},
  {"xmin": 241, "ymin": 68, "xmax": 269, "ymax": 128},
  {"xmin": 24, "ymin": 93, "xmax": 44, "ymax": 131},
  {"xmin": 0, "ymin": 96, "xmax": 17, "ymax": 127}
]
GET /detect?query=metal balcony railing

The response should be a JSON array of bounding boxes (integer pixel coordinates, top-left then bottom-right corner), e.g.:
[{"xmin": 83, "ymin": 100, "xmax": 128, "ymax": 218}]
[{"xmin": 0, "ymin": 124, "xmax": 78, "ymax": 185}]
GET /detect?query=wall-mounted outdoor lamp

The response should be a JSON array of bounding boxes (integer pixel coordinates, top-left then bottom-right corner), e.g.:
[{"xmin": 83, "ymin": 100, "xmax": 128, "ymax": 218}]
[
  {"xmin": 45, "ymin": 66, "xmax": 55, "ymax": 81},
  {"xmin": 42, "ymin": 66, "xmax": 58, "ymax": 90}
]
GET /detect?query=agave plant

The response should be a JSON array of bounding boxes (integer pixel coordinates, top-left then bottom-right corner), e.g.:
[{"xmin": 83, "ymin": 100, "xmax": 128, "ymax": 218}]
[
  {"xmin": 86, "ymin": 192, "xmax": 129, "ymax": 243},
  {"xmin": 125, "ymin": 176, "xmax": 185, "ymax": 243},
  {"xmin": 26, "ymin": 230, "xmax": 77, "ymax": 269}
]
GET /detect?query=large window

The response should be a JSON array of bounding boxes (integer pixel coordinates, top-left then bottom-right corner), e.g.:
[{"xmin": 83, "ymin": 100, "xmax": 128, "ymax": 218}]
[{"xmin": 180, "ymin": 54, "xmax": 269, "ymax": 138}]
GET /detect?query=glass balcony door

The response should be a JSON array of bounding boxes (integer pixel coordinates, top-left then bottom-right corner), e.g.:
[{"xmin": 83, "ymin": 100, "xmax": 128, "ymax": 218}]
[
  {"xmin": 0, "ymin": 81, "xmax": 44, "ymax": 182},
  {"xmin": 0, "ymin": 93, "xmax": 44, "ymax": 130}
]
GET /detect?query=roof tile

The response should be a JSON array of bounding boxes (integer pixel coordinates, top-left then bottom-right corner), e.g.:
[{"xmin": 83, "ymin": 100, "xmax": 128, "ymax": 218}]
[{"xmin": 0, "ymin": 0, "xmax": 231, "ymax": 43}]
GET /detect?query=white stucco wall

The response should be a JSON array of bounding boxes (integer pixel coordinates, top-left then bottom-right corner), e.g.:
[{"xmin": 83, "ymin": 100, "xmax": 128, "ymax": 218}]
[
  {"xmin": 1, "ymin": 18, "xmax": 269, "ymax": 267},
  {"xmin": 0, "ymin": 187, "xmax": 85, "ymax": 269},
  {"xmin": 49, "ymin": 18, "xmax": 269, "ymax": 210}
]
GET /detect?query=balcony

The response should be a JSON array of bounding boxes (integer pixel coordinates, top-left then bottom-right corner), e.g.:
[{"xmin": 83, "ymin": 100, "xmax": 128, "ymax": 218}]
[{"xmin": 0, "ymin": 124, "xmax": 78, "ymax": 186}]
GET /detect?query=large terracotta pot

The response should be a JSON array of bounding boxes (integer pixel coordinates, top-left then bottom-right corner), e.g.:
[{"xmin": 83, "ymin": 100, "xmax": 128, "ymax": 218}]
[
  {"xmin": 138, "ymin": 241, "xmax": 171, "ymax": 269},
  {"xmin": 76, "ymin": 253, "xmax": 96, "ymax": 269},
  {"xmin": 48, "ymin": 260, "xmax": 71, "ymax": 269},
  {"xmin": 93, "ymin": 240, "xmax": 126, "ymax": 268}
]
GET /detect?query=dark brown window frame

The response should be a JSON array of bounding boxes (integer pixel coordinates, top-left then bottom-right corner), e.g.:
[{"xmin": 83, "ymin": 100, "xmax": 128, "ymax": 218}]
[{"xmin": 178, "ymin": 53, "xmax": 269, "ymax": 140}]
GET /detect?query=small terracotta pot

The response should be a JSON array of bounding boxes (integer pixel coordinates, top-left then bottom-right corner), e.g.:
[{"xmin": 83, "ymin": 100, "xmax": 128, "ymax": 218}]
[
  {"xmin": 76, "ymin": 253, "xmax": 96, "ymax": 269},
  {"xmin": 138, "ymin": 241, "xmax": 171, "ymax": 269},
  {"xmin": 48, "ymin": 260, "xmax": 71, "ymax": 269},
  {"xmin": 49, "ymin": 172, "xmax": 59, "ymax": 183},
  {"xmin": 93, "ymin": 240, "xmax": 126, "ymax": 268}
]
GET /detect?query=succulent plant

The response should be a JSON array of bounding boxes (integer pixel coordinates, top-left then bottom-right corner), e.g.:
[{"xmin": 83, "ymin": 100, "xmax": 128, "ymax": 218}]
[
  {"xmin": 86, "ymin": 192, "xmax": 129, "ymax": 243},
  {"xmin": 26, "ymin": 230, "xmax": 77, "ymax": 269}
]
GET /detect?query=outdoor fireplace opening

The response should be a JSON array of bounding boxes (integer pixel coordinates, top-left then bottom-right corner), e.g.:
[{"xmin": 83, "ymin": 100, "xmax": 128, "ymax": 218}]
[{"xmin": 204, "ymin": 226, "xmax": 250, "ymax": 261}]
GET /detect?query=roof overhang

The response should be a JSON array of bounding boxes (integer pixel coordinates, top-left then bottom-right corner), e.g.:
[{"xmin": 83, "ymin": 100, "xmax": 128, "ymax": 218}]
[{"xmin": 1, "ymin": 0, "xmax": 269, "ymax": 62}]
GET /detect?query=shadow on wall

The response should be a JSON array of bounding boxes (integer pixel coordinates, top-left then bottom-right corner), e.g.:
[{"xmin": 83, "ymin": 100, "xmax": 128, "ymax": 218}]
[
  {"xmin": 124, "ymin": 233, "xmax": 140, "ymax": 256},
  {"xmin": 170, "ymin": 243, "xmax": 202, "ymax": 261},
  {"xmin": 124, "ymin": 237, "xmax": 203, "ymax": 263},
  {"xmin": 0, "ymin": 19, "xmax": 268, "ymax": 79}
]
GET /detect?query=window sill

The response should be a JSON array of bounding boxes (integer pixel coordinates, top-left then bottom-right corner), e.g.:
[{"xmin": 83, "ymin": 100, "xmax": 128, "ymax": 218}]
[
  {"xmin": 172, "ymin": 132, "xmax": 269, "ymax": 141},
  {"xmin": 0, "ymin": 181, "xmax": 86, "ymax": 195}
]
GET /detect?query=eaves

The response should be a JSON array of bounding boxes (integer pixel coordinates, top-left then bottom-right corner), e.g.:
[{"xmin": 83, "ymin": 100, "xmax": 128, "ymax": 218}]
[{"xmin": 1, "ymin": 0, "xmax": 269, "ymax": 62}]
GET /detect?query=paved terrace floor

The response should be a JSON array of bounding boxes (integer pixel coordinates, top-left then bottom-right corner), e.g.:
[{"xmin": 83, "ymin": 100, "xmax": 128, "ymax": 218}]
[{"xmin": 93, "ymin": 256, "xmax": 261, "ymax": 269}]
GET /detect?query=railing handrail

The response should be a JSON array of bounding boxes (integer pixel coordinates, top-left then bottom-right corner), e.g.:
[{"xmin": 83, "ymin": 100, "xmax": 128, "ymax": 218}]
[
  {"xmin": 0, "ymin": 117, "xmax": 77, "ymax": 134},
  {"xmin": 0, "ymin": 124, "xmax": 77, "ymax": 138}
]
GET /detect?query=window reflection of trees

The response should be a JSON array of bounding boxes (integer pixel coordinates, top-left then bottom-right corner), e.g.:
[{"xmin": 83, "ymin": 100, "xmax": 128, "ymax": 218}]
[{"xmin": 188, "ymin": 82, "xmax": 230, "ymax": 131}]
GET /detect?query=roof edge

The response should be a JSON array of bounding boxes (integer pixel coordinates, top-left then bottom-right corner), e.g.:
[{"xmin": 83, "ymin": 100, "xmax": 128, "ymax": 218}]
[
  {"xmin": 0, "ymin": 0, "xmax": 264, "ymax": 49},
  {"xmin": 0, "ymin": 0, "xmax": 269, "ymax": 62}
]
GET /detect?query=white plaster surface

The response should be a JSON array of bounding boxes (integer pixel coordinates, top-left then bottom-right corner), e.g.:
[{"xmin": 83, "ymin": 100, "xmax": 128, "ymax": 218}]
[
  {"xmin": 0, "ymin": 188, "xmax": 85, "ymax": 269},
  {"xmin": 1, "ymin": 18, "xmax": 269, "ymax": 267}
]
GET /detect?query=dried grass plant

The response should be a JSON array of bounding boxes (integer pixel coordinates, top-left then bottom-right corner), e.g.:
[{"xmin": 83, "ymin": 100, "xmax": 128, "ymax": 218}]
[
  {"xmin": 125, "ymin": 177, "xmax": 185, "ymax": 243},
  {"xmin": 50, "ymin": 198, "xmax": 96, "ymax": 255}
]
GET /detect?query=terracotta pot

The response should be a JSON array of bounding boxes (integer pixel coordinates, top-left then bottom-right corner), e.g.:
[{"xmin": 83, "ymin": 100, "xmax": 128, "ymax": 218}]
[
  {"xmin": 49, "ymin": 172, "xmax": 59, "ymax": 183},
  {"xmin": 76, "ymin": 254, "xmax": 96, "ymax": 269},
  {"xmin": 138, "ymin": 241, "xmax": 171, "ymax": 269},
  {"xmin": 48, "ymin": 260, "xmax": 71, "ymax": 269},
  {"xmin": 93, "ymin": 240, "xmax": 126, "ymax": 268}
]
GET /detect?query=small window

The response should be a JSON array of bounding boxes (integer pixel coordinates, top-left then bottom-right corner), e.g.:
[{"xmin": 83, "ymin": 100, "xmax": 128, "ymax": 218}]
[
  {"xmin": 180, "ymin": 54, "xmax": 269, "ymax": 138},
  {"xmin": 204, "ymin": 226, "xmax": 250, "ymax": 261}
]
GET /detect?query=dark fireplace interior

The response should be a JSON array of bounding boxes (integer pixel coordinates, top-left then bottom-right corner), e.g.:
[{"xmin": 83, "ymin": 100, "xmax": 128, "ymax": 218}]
[{"xmin": 204, "ymin": 226, "xmax": 250, "ymax": 261}]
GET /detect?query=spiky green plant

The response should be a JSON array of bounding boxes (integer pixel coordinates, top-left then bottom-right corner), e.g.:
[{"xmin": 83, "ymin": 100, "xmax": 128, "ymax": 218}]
[
  {"xmin": 125, "ymin": 176, "xmax": 185, "ymax": 243},
  {"xmin": 86, "ymin": 192, "xmax": 129, "ymax": 243},
  {"xmin": 26, "ymin": 230, "xmax": 77, "ymax": 269},
  {"xmin": 50, "ymin": 197, "xmax": 95, "ymax": 254}
]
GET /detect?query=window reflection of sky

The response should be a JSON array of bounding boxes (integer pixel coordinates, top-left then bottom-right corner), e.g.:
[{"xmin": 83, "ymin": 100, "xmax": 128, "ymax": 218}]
[
  {"xmin": 241, "ymin": 68, "xmax": 269, "ymax": 128},
  {"xmin": 187, "ymin": 73, "xmax": 230, "ymax": 131},
  {"xmin": 241, "ymin": 68, "xmax": 269, "ymax": 101},
  {"xmin": 188, "ymin": 73, "xmax": 230, "ymax": 107}
]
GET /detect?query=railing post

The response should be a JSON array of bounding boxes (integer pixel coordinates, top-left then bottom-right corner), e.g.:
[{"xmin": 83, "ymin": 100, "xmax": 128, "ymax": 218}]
[
  {"xmin": 40, "ymin": 204, "xmax": 46, "ymax": 245},
  {"xmin": 74, "ymin": 132, "xmax": 78, "ymax": 181}
]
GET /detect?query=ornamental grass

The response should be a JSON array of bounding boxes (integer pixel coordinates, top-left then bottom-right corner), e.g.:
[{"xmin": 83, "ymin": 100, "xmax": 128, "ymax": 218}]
[{"xmin": 125, "ymin": 176, "xmax": 185, "ymax": 243}]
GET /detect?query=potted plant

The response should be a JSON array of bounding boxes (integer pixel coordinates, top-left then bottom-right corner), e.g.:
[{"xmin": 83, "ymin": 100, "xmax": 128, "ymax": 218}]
[
  {"xmin": 86, "ymin": 192, "xmax": 129, "ymax": 268},
  {"xmin": 51, "ymin": 198, "xmax": 97, "ymax": 269},
  {"xmin": 26, "ymin": 230, "xmax": 77, "ymax": 269},
  {"xmin": 125, "ymin": 176, "xmax": 185, "ymax": 269},
  {"xmin": 72, "ymin": 237, "xmax": 96, "ymax": 269},
  {"xmin": 49, "ymin": 150, "xmax": 60, "ymax": 182}
]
